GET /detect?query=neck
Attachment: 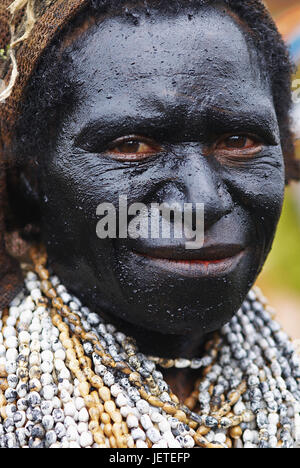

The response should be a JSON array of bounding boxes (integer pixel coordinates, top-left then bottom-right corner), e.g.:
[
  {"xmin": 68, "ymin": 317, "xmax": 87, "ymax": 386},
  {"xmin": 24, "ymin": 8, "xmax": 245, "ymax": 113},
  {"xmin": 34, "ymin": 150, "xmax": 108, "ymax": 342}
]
[
  {"xmin": 133, "ymin": 328, "xmax": 208, "ymax": 359},
  {"xmin": 98, "ymin": 314, "xmax": 208, "ymax": 403},
  {"xmin": 97, "ymin": 308, "xmax": 209, "ymax": 358}
]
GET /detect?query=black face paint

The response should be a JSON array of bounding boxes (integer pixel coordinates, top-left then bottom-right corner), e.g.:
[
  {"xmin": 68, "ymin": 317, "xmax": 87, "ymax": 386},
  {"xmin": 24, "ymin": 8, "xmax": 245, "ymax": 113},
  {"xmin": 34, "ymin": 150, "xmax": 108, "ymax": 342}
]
[{"xmin": 37, "ymin": 6, "xmax": 285, "ymax": 357}]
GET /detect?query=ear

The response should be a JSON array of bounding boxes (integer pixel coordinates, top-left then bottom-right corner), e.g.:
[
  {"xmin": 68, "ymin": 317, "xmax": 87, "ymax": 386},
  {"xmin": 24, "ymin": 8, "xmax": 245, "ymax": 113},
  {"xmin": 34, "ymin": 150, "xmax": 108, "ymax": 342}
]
[
  {"xmin": 0, "ymin": 163, "xmax": 23, "ymax": 308},
  {"xmin": 20, "ymin": 170, "xmax": 40, "ymax": 206},
  {"xmin": 5, "ymin": 164, "xmax": 41, "ymax": 235}
]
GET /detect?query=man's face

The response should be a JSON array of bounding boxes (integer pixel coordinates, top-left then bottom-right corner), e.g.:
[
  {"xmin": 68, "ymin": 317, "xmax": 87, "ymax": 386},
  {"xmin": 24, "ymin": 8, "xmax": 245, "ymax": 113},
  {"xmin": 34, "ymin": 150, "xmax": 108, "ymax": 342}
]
[{"xmin": 38, "ymin": 7, "xmax": 285, "ymax": 339}]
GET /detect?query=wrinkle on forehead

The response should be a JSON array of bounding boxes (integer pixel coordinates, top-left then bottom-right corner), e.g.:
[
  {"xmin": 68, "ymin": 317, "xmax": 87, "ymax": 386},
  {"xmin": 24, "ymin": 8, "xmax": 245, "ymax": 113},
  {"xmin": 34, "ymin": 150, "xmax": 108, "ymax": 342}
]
[
  {"xmin": 54, "ymin": 5, "xmax": 274, "ymax": 134},
  {"xmin": 65, "ymin": 8, "xmax": 267, "ymax": 87},
  {"xmin": 60, "ymin": 5, "xmax": 264, "ymax": 76}
]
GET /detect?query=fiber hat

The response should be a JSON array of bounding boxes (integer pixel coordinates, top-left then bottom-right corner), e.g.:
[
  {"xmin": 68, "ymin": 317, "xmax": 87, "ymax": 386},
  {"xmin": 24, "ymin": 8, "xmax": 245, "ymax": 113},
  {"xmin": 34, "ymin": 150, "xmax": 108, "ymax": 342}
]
[{"xmin": 0, "ymin": 0, "xmax": 299, "ymax": 309}]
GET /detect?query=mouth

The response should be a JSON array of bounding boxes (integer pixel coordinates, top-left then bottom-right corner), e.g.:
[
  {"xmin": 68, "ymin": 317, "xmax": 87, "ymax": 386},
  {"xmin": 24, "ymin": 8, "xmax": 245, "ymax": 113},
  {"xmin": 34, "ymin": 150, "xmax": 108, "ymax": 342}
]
[{"xmin": 131, "ymin": 244, "xmax": 247, "ymax": 277}]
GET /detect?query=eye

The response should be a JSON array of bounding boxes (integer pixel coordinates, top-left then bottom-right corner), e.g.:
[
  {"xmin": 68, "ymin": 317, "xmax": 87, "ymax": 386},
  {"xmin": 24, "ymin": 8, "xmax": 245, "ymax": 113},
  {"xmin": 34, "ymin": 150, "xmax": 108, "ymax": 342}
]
[
  {"xmin": 215, "ymin": 135, "xmax": 262, "ymax": 154},
  {"xmin": 106, "ymin": 135, "xmax": 161, "ymax": 161}
]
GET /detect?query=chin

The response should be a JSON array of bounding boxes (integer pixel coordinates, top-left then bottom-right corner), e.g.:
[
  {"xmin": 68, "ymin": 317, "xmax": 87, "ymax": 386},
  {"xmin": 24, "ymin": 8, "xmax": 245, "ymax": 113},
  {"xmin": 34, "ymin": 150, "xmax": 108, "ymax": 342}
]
[{"xmin": 104, "ymin": 245, "xmax": 260, "ymax": 336}]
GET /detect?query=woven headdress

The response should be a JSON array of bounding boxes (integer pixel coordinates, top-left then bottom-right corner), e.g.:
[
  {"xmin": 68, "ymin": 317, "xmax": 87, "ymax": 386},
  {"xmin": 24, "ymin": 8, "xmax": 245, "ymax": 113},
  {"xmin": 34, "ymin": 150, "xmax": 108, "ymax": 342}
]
[{"xmin": 0, "ymin": 1, "xmax": 90, "ymax": 138}]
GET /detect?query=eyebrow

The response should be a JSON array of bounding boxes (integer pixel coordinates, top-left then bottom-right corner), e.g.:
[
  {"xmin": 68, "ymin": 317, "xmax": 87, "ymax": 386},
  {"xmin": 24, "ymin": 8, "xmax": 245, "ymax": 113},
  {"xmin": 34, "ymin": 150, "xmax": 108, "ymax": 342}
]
[
  {"xmin": 202, "ymin": 105, "xmax": 279, "ymax": 144},
  {"xmin": 74, "ymin": 114, "xmax": 169, "ymax": 148},
  {"xmin": 74, "ymin": 102, "xmax": 279, "ymax": 148}
]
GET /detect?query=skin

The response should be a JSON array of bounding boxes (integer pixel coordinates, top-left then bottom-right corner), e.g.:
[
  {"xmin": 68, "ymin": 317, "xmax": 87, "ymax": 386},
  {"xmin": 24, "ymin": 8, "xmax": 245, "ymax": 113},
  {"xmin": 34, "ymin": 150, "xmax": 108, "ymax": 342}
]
[{"xmin": 31, "ymin": 6, "xmax": 285, "ymax": 399}]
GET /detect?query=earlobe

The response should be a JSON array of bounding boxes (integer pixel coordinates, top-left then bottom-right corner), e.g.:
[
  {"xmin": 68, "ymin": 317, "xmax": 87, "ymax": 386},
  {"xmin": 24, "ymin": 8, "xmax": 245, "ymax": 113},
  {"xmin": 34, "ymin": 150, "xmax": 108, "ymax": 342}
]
[
  {"xmin": 19, "ymin": 170, "xmax": 40, "ymax": 206},
  {"xmin": 0, "ymin": 166, "xmax": 23, "ymax": 308},
  {"xmin": 5, "ymin": 165, "xmax": 42, "ymax": 235}
]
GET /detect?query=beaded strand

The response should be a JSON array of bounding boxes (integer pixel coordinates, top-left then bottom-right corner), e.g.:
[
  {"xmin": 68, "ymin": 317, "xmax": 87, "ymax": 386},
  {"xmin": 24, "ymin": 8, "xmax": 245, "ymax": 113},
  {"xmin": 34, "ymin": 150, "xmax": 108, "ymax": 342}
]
[{"xmin": 0, "ymin": 246, "xmax": 299, "ymax": 448}]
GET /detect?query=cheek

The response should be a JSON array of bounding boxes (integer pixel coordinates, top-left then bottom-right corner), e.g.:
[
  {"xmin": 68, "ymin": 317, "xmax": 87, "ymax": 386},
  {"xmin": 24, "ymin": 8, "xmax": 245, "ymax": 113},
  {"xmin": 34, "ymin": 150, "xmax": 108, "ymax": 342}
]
[
  {"xmin": 39, "ymin": 154, "xmax": 154, "ymax": 265},
  {"xmin": 222, "ymin": 158, "xmax": 285, "ymax": 226},
  {"xmin": 222, "ymin": 167, "xmax": 285, "ymax": 269}
]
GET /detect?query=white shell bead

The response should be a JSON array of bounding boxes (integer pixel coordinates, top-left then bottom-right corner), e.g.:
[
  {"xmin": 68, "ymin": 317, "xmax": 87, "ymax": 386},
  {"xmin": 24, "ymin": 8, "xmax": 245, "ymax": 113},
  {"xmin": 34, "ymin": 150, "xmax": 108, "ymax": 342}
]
[
  {"xmin": 79, "ymin": 432, "xmax": 93, "ymax": 448},
  {"xmin": 78, "ymin": 408, "xmax": 89, "ymax": 423},
  {"xmin": 126, "ymin": 414, "xmax": 139, "ymax": 428}
]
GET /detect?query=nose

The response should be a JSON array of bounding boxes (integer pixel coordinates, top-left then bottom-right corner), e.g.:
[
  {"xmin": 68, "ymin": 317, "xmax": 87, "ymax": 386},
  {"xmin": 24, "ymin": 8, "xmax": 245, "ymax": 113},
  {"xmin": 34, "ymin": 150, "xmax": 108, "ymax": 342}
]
[{"xmin": 152, "ymin": 148, "xmax": 234, "ymax": 231}]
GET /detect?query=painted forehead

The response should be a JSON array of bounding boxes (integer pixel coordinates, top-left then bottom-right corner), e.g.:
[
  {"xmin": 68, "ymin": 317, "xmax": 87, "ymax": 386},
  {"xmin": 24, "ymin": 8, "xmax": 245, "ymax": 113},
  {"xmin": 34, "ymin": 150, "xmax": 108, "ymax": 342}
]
[
  {"xmin": 64, "ymin": 6, "xmax": 267, "ymax": 86},
  {"xmin": 60, "ymin": 6, "xmax": 273, "ymax": 129}
]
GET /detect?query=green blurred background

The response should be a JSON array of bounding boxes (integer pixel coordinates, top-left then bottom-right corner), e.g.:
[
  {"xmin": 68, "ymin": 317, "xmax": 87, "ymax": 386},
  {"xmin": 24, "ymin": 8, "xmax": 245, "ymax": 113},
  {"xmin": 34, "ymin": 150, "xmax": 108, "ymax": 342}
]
[{"xmin": 258, "ymin": 1, "xmax": 300, "ymax": 338}]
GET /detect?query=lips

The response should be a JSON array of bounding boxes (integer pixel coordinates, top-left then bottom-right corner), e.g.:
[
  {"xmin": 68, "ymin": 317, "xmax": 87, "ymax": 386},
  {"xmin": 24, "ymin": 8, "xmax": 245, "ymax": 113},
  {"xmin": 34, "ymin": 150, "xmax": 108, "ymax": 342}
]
[
  {"xmin": 132, "ymin": 243, "xmax": 245, "ymax": 261},
  {"xmin": 130, "ymin": 243, "xmax": 247, "ymax": 277}
]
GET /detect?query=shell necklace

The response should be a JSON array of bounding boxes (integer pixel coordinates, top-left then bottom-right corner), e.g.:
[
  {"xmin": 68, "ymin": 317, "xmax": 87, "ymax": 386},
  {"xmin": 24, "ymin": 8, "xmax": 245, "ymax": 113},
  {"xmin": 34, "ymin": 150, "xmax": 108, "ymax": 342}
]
[{"xmin": 0, "ymin": 245, "xmax": 299, "ymax": 448}]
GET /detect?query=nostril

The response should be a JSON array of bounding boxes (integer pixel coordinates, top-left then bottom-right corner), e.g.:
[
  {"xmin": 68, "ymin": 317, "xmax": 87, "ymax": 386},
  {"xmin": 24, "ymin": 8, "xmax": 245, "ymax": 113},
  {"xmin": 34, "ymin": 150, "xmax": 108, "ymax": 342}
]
[{"xmin": 204, "ymin": 200, "xmax": 233, "ymax": 231}]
